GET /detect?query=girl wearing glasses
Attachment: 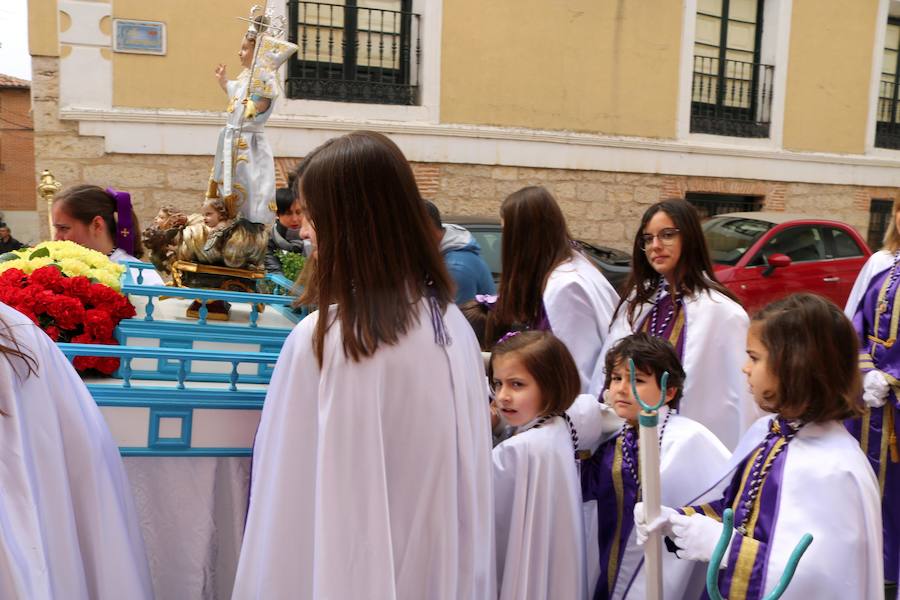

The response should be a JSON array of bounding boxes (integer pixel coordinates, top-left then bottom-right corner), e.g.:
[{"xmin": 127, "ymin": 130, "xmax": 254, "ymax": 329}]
[
  {"xmin": 590, "ymin": 200, "xmax": 757, "ymax": 450},
  {"xmin": 495, "ymin": 186, "xmax": 620, "ymax": 395}
]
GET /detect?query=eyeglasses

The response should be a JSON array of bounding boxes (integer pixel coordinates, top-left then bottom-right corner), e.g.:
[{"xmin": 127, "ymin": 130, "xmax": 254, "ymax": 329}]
[{"xmin": 640, "ymin": 227, "xmax": 680, "ymax": 250}]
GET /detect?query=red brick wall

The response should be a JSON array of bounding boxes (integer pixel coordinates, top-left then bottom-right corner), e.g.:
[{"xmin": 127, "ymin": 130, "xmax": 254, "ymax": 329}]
[{"xmin": 0, "ymin": 88, "xmax": 35, "ymax": 211}]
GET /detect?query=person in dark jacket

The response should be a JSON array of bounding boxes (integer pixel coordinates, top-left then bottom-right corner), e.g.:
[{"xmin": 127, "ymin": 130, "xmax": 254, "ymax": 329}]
[
  {"xmin": 424, "ymin": 201, "xmax": 495, "ymax": 304},
  {"xmin": 264, "ymin": 188, "xmax": 305, "ymax": 276},
  {"xmin": 0, "ymin": 223, "xmax": 24, "ymax": 253}
]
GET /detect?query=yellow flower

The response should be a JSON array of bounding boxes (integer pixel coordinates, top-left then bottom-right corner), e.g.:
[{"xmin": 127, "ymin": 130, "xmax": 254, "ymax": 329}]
[
  {"xmin": 56, "ymin": 258, "xmax": 91, "ymax": 278},
  {"xmin": 92, "ymin": 271, "xmax": 122, "ymax": 290},
  {"xmin": 0, "ymin": 259, "xmax": 32, "ymax": 274}
]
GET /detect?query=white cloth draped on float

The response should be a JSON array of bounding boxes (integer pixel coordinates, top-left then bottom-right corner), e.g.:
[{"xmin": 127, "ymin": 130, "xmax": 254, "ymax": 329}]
[
  {"xmin": 110, "ymin": 248, "xmax": 164, "ymax": 287},
  {"xmin": 609, "ymin": 410, "xmax": 730, "ymax": 600},
  {"xmin": 694, "ymin": 416, "xmax": 884, "ymax": 600},
  {"xmin": 544, "ymin": 253, "xmax": 619, "ymax": 395},
  {"xmin": 590, "ymin": 288, "xmax": 758, "ymax": 450},
  {"xmin": 123, "ymin": 457, "xmax": 250, "ymax": 600},
  {"xmin": 0, "ymin": 302, "xmax": 152, "ymax": 600},
  {"xmin": 844, "ymin": 249, "xmax": 894, "ymax": 317},
  {"xmin": 210, "ymin": 73, "xmax": 276, "ymax": 225},
  {"xmin": 493, "ymin": 416, "xmax": 587, "ymax": 600},
  {"xmin": 232, "ymin": 300, "xmax": 496, "ymax": 599}
]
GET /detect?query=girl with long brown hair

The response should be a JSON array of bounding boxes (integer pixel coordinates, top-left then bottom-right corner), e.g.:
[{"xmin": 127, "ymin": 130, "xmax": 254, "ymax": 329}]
[
  {"xmin": 592, "ymin": 200, "xmax": 754, "ymax": 449},
  {"xmin": 495, "ymin": 186, "xmax": 619, "ymax": 395},
  {"xmin": 233, "ymin": 131, "xmax": 495, "ymax": 599},
  {"xmin": 0, "ymin": 302, "xmax": 152, "ymax": 597}
]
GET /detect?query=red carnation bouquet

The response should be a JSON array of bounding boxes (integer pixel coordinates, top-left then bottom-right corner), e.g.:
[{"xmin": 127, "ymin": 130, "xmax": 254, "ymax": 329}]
[{"xmin": 0, "ymin": 265, "xmax": 136, "ymax": 375}]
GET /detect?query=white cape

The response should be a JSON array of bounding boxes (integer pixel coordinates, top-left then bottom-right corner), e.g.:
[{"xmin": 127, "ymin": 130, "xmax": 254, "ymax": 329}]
[
  {"xmin": 844, "ymin": 250, "xmax": 893, "ymax": 316},
  {"xmin": 110, "ymin": 247, "xmax": 165, "ymax": 287},
  {"xmin": 0, "ymin": 302, "xmax": 152, "ymax": 599},
  {"xmin": 232, "ymin": 300, "xmax": 496, "ymax": 599},
  {"xmin": 694, "ymin": 416, "xmax": 884, "ymax": 600},
  {"xmin": 611, "ymin": 411, "xmax": 730, "ymax": 600},
  {"xmin": 544, "ymin": 253, "xmax": 620, "ymax": 395},
  {"xmin": 493, "ymin": 417, "xmax": 587, "ymax": 600},
  {"xmin": 590, "ymin": 288, "xmax": 758, "ymax": 449}
]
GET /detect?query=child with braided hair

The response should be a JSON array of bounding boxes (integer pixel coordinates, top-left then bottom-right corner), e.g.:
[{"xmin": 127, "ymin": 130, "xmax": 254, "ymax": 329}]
[
  {"xmin": 489, "ymin": 330, "xmax": 587, "ymax": 600},
  {"xmin": 581, "ymin": 333, "xmax": 729, "ymax": 599}
]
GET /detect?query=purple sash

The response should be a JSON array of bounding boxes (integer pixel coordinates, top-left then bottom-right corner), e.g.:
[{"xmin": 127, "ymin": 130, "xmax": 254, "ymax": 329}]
[
  {"xmin": 581, "ymin": 428, "xmax": 640, "ymax": 600},
  {"xmin": 638, "ymin": 293, "xmax": 686, "ymax": 360},
  {"xmin": 681, "ymin": 417, "xmax": 792, "ymax": 600}
]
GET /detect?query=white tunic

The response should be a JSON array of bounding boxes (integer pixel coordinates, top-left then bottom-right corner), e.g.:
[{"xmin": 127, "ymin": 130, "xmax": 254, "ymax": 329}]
[
  {"xmin": 0, "ymin": 302, "xmax": 153, "ymax": 599},
  {"xmin": 544, "ymin": 253, "xmax": 620, "ymax": 395},
  {"xmin": 696, "ymin": 417, "xmax": 884, "ymax": 600},
  {"xmin": 610, "ymin": 411, "xmax": 730, "ymax": 600},
  {"xmin": 493, "ymin": 416, "xmax": 587, "ymax": 600},
  {"xmin": 590, "ymin": 287, "xmax": 758, "ymax": 449},
  {"xmin": 844, "ymin": 249, "xmax": 894, "ymax": 316},
  {"xmin": 232, "ymin": 300, "xmax": 496, "ymax": 599},
  {"xmin": 110, "ymin": 247, "xmax": 165, "ymax": 287}
]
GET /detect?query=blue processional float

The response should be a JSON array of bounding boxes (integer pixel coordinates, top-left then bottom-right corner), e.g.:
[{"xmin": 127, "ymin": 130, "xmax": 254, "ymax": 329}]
[
  {"xmin": 47, "ymin": 0, "xmax": 302, "ymax": 459},
  {"xmin": 16, "ymin": 4, "xmax": 302, "ymax": 596}
]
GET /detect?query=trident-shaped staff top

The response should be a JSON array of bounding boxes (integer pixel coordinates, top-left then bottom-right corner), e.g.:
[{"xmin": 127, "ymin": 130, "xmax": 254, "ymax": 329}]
[
  {"xmin": 706, "ymin": 508, "xmax": 813, "ymax": 600},
  {"xmin": 628, "ymin": 358, "xmax": 668, "ymax": 427}
]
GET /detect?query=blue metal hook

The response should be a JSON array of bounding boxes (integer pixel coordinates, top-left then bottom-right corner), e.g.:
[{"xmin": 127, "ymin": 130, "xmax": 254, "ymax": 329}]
[
  {"xmin": 706, "ymin": 508, "xmax": 814, "ymax": 600},
  {"xmin": 628, "ymin": 358, "xmax": 668, "ymax": 427}
]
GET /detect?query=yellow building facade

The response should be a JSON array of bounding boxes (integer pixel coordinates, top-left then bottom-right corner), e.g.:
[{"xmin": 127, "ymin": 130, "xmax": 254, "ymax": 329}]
[{"xmin": 26, "ymin": 0, "xmax": 900, "ymax": 250}]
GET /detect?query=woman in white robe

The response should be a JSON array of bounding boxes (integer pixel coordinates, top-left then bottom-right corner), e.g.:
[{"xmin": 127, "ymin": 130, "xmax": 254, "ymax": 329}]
[
  {"xmin": 0, "ymin": 301, "xmax": 152, "ymax": 599},
  {"xmin": 51, "ymin": 184, "xmax": 164, "ymax": 286},
  {"xmin": 494, "ymin": 186, "xmax": 619, "ymax": 395},
  {"xmin": 232, "ymin": 131, "xmax": 495, "ymax": 599},
  {"xmin": 590, "ymin": 200, "xmax": 755, "ymax": 449}
]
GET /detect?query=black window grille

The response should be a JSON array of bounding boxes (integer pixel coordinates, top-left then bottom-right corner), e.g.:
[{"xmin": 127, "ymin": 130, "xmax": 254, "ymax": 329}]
[
  {"xmin": 691, "ymin": 0, "xmax": 773, "ymax": 138},
  {"xmin": 868, "ymin": 198, "xmax": 893, "ymax": 249},
  {"xmin": 876, "ymin": 19, "xmax": 900, "ymax": 149},
  {"xmin": 686, "ymin": 192, "xmax": 763, "ymax": 220},
  {"xmin": 286, "ymin": 1, "xmax": 420, "ymax": 105}
]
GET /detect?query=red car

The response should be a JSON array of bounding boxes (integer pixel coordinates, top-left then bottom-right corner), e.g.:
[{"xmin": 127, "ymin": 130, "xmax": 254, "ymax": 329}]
[{"xmin": 702, "ymin": 212, "xmax": 872, "ymax": 315}]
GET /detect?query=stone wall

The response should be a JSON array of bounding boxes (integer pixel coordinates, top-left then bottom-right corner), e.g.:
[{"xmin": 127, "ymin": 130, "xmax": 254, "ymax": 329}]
[{"xmin": 31, "ymin": 56, "xmax": 891, "ymax": 252}]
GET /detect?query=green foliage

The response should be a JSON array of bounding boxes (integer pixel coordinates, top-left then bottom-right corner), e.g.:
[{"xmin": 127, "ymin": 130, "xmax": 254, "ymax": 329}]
[{"xmin": 277, "ymin": 250, "xmax": 305, "ymax": 282}]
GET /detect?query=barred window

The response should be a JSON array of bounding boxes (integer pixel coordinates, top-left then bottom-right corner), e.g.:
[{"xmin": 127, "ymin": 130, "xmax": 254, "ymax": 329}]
[
  {"xmin": 876, "ymin": 19, "xmax": 900, "ymax": 149},
  {"xmin": 286, "ymin": 1, "xmax": 421, "ymax": 105},
  {"xmin": 691, "ymin": 0, "xmax": 773, "ymax": 138}
]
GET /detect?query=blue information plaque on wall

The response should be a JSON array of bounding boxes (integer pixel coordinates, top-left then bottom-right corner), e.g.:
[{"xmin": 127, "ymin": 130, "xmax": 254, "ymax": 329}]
[{"xmin": 113, "ymin": 19, "xmax": 166, "ymax": 55}]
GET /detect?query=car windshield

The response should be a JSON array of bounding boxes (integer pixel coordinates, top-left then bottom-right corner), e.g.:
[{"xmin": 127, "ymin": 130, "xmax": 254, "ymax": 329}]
[
  {"xmin": 702, "ymin": 217, "xmax": 774, "ymax": 266},
  {"xmin": 464, "ymin": 228, "xmax": 502, "ymax": 277}
]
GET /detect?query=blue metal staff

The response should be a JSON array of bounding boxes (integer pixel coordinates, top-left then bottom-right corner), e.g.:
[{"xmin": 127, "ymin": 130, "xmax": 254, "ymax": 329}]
[{"xmin": 706, "ymin": 508, "xmax": 813, "ymax": 600}]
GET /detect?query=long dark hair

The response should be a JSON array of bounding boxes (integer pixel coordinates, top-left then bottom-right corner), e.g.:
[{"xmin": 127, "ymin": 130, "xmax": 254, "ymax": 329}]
[
  {"xmin": 751, "ymin": 293, "xmax": 862, "ymax": 422},
  {"xmin": 0, "ymin": 315, "xmax": 38, "ymax": 415},
  {"xmin": 495, "ymin": 186, "xmax": 575, "ymax": 327},
  {"xmin": 298, "ymin": 131, "xmax": 454, "ymax": 365},
  {"xmin": 54, "ymin": 184, "xmax": 145, "ymax": 258},
  {"xmin": 615, "ymin": 200, "xmax": 737, "ymax": 326}
]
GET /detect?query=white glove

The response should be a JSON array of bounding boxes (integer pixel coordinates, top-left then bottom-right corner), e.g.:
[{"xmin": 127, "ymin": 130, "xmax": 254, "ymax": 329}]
[
  {"xmin": 863, "ymin": 370, "xmax": 890, "ymax": 408},
  {"xmin": 669, "ymin": 513, "xmax": 733, "ymax": 564},
  {"xmin": 634, "ymin": 503, "xmax": 678, "ymax": 546}
]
